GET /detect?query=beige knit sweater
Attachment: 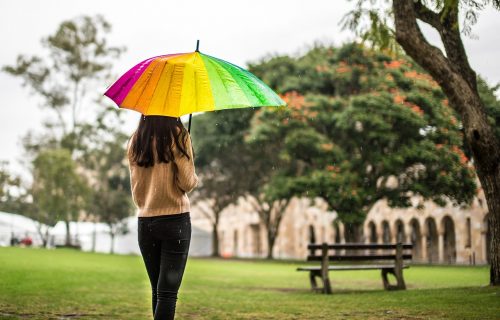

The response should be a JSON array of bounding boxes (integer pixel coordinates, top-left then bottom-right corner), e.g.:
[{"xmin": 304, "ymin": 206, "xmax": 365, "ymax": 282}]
[{"xmin": 127, "ymin": 133, "xmax": 199, "ymax": 217}]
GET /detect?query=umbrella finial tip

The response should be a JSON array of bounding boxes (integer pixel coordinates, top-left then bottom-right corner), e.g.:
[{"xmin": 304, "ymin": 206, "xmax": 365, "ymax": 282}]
[{"xmin": 196, "ymin": 40, "xmax": 200, "ymax": 52}]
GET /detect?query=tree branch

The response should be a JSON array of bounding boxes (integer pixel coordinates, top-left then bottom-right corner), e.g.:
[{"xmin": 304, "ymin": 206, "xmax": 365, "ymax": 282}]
[
  {"xmin": 393, "ymin": 0, "xmax": 500, "ymax": 173},
  {"xmin": 197, "ymin": 201, "xmax": 216, "ymax": 224},
  {"xmin": 412, "ymin": 1, "xmax": 477, "ymax": 91},
  {"xmin": 437, "ymin": 2, "xmax": 478, "ymax": 91},
  {"xmin": 413, "ymin": 1, "xmax": 442, "ymax": 30},
  {"xmin": 393, "ymin": 0, "xmax": 464, "ymax": 113}
]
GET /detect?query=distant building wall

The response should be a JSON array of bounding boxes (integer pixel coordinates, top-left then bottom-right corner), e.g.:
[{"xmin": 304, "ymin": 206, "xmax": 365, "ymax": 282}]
[{"xmin": 190, "ymin": 190, "xmax": 490, "ymax": 265}]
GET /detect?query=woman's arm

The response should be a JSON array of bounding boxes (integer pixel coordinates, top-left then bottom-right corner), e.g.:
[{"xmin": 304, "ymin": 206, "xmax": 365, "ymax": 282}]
[{"xmin": 174, "ymin": 133, "xmax": 199, "ymax": 193}]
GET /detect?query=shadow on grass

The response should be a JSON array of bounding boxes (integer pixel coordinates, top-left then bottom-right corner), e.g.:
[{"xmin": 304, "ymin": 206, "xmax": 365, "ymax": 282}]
[{"xmin": 0, "ymin": 311, "xmax": 108, "ymax": 320}]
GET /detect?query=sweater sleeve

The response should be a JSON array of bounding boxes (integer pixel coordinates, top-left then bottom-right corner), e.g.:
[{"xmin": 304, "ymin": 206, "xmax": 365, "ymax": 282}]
[{"xmin": 173, "ymin": 133, "xmax": 199, "ymax": 193}]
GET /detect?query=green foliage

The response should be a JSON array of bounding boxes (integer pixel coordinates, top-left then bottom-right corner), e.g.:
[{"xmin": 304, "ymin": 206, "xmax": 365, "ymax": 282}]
[
  {"xmin": 249, "ymin": 44, "xmax": 477, "ymax": 234},
  {"xmin": 0, "ymin": 162, "xmax": 31, "ymax": 214},
  {"xmin": 190, "ymin": 109, "xmax": 260, "ymax": 255},
  {"xmin": 342, "ymin": 0, "xmax": 500, "ymax": 50},
  {"xmin": 80, "ymin": 109, "xmax": 133, "ymax": 239},
  {"xmin": 2, "ymin": 16, "xmax": 131, "ymax": 245},
  {"xmin": 192, "ymin": 105, "xmax": 297, "ymax": 258},
  {"xmin": 477, "ymin": 78, "xmax": 500, "ymax": 140},
  {"xmin": 3, "ymin": 14, "xmax": 124, "ymax": 141},
  {"xmin": 0, "ymin": 162, "xmax": 20, "ymax": 205},
  {"xmin": 191, "ymin": 108, "xmax": 259, "ymax": 203},
  {"xmin": 32, "ymin": 149, "xmax": 89, "ymax": 224}
]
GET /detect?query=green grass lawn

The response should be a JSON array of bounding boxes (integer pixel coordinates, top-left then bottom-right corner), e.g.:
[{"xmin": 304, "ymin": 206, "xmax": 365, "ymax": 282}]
[{"xmin": 0, "ymin": 247, "xmax": 498, "ymax": 319}]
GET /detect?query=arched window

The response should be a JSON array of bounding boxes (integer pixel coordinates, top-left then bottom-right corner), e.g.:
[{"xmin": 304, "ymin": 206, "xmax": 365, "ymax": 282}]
[
  {"xmin": 308, "ymin": 225, "xmax": 316, "ymax": 244},
  {"xmin": 382, "ymin": 221, "xmax": 391, "ymax": 244},
  {"xmin": 368, "ymin": 221, "xmax": 377, "ymax": 243},
  {"xmin": 425, "ymin": 218, "xmax": 438, "ymax": 263},
  {"xmin": 395, "ymin": 219, "xmax": 405, "ymax": 243},
  {"xmin": 409, "ymin": 218, "xmax": 422, "ymax": 261},
  {"xmin": 441, "ymin": 216, "xmax": 456, "ymax": 264}
]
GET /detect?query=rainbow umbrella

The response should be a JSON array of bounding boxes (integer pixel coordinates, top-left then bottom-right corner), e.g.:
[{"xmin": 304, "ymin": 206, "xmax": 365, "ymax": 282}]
[{"xmin": 104, "ymin": 41, "xmax": 285, "ymax": 131}]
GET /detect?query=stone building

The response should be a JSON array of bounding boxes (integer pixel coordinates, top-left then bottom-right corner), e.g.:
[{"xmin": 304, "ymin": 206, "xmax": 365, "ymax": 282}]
[
  {"xmin": 363, "ymin": 192, "xmax": 490, "ymax": 264},
  {"xmin": 191, "ymin": 190, "xmax": 490, "ymax": 265}
]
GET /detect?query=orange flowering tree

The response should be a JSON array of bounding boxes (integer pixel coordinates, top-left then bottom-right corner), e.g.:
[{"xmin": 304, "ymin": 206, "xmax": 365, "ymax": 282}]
[{"xmin": 248, "ymin": 43, "xmax": 477, "ymax": 241}]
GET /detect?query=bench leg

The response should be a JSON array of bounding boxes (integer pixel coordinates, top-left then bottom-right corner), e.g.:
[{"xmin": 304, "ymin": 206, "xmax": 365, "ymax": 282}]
[
  {"xmin": 309, "ymin": 270, "xmax": 320, "ymax": 292},
  {"xmin": 381, "ymin": 269, "xmax": 406, "ymax": 290},
  {"xmin": 395, "ymin": 267, "xmax": 406, "ymax": 290},
  {"xmin": 309, "ymin": 270, "xmax": 332, "ymax": 294},
  {"xmin": 381, "ymin": 269, "xmax": 391, "ymax": 290},
  {"xmin": 322, "ymin": 275, "xmax": 332, "ymax": 294}
]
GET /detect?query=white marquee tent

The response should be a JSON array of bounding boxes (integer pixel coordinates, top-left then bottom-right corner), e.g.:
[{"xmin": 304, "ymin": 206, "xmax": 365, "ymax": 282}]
[
  {"xmin": 1, "ymin": 211, "xmax": 212, "ymax": 256},
  {"xmin": 0, "ymin": 211, "xmax": 48, "ymax": 247}
]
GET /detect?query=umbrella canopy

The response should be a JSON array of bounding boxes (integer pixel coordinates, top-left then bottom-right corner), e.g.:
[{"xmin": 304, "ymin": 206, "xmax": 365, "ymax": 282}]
[{"xmin": 104, "ymin": 51, "xmax": 285, "ymax": 117}]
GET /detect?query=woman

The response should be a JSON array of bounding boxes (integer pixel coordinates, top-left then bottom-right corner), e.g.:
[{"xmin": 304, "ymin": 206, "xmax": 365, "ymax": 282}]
[{"xmin": 128, "ymin": 115, "xmax": 198, "ymax": 320}]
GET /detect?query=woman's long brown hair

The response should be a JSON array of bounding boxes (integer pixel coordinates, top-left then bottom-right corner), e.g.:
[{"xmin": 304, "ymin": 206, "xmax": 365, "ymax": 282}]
[{"xmin": 129, "ymin": 115, "xmax": 190, "ymax": 168}]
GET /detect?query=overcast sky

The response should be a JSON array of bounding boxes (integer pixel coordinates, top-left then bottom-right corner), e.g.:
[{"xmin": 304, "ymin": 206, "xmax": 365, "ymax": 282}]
[{"xmin": 1, "ymin": 0, "xmax": 499, "ymax": 179}]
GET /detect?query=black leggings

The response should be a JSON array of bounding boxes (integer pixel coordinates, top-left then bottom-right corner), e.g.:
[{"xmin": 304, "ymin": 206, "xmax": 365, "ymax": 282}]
[{"xmin": 138, "ymin": 212, "xmax": 191, "ymax": 320}]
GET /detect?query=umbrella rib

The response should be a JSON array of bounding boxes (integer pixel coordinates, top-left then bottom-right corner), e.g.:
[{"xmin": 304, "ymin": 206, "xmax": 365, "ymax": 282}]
[
  {"xmin": 207, "ymin": 54, "xmax": 267, "ymax": 107},
  {"xmin": 243, "ymin": 70, "xmax": 282, "ymax": 105},
  {"xmin": 143, "ymin": 59, "xmax": 169, "ymax": 116},
  {"xmin": 193, "ymin": 54, "xmax": 199, "ymax": 113},
  {"xmin": 207, "ymin": 58, "xmax": 235, "ymax": 108},
  {"xmin": 228, "ymin": 65, "xmax": 271, "ymax": 106},
  {"xmin": 162, "ymin": 63, "xmax": 176, "ymax": 116}
]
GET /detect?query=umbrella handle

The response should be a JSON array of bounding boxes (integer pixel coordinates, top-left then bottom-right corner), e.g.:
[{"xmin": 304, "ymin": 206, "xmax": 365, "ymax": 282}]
[{"xmin": 188, "ymin": 113, "xmax": 192, "ymax": 133}]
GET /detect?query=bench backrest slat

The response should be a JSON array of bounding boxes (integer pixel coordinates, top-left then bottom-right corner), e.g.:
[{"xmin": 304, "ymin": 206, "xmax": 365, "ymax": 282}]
[
  {"xmin": 307, "ymin": 254, "xmax": 413, "ymax": 261},
  {"xmin": 307, "ymin": 243, "xmax": 413, "ymax": 250},
  {"xmin": 306, "ymin": 242, "xmax": 414, "ymax": 264}
]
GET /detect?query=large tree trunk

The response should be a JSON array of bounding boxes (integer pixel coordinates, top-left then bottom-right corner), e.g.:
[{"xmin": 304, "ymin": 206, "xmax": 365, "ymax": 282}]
[
  {"xmin": 91, "ymin": 222, "xmax": 97, "ymax": 252},
  {"xmin": 258, "ymin": 199, "xmax": 290, "ymax": 260},
  {"xmin": 35, "ymin": 223, "xmax": 49, "ymax": 247},
  {"xmin": 266, "ymin": 229, "xmax": 276, "ymax": 260},
  {"xmin": 43, "ymin": 229, "xmax": 49, "ymax": 248},
  {"xmin": 393, "ymin": 0, "xmax": 500, "ymax": 285},
  {"xmin": 212, "ymin": 222, "xmax": 220, "ymax": 257},
  {"xmin": 110, "ymin": 232, "xmax": 115, "ymax": 254},
  {"xmin": 344, "ymin": 222, "xmax": 363, "ymax": 243},
  {"xmin": 65, "ymin": 220, "xmax": 72, "ymax": 246}
]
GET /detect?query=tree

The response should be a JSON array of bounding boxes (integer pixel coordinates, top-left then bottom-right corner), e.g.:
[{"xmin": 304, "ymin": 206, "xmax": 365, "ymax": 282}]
[
  {"xmin": 246, "ymin": 108, "xmax": 297, "ymax": 258},
  {"xmin": 245, "ymin": 184, "xmax": 292, "ymax": 259},
  {"xmin": 0, "ymin": 161, "xmax": 54, "ymax": 246},
  {"xmin": 80, "ymin": 109, "xmax": 134, "ymax": 254},
  {"xmin": 343, "ymin": 0, "xmax": 500, "ymax": 286},
  {"xmin": 32, "ymin": 149, "xmax": 89, "ymax": 247},
  {"xmin": 0, "ymin": 162, "xmax": 28, "ymax": 214},
  {"xmin": 191, "ymin": 107, "xmax": 294, "ymax": 259},
  {"xmin": 3, "ymin": 15, "xmax": 125, "ymax": 246},
  {"xmin": 3, "ymin": 15, "xmax": 124, "ymax": 144},
  {"xmin": 249, "ymin": 43, "xmax": 476, "ymax": 242},
  {"xmin": 190, "ymin": 109, "xmax": 257, "ymax": 256}
]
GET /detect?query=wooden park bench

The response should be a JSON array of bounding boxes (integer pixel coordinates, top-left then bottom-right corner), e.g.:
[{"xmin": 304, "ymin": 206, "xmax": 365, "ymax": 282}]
[{"xmin": 297, "ymin": 242, "xmax": 413, "ymax": 294}]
